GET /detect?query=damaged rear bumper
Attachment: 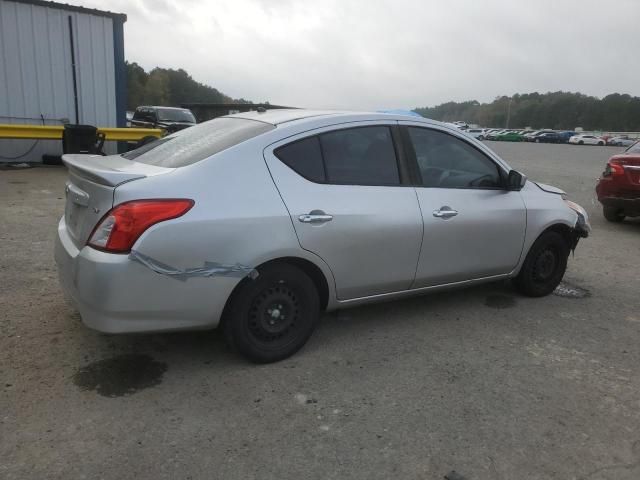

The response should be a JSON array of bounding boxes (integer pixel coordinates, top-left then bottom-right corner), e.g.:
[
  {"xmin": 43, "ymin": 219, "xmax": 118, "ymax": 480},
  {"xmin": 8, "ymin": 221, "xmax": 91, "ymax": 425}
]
[{"xmin": 54, "ymin": 217, "xmax": 241, "ymax": 333}]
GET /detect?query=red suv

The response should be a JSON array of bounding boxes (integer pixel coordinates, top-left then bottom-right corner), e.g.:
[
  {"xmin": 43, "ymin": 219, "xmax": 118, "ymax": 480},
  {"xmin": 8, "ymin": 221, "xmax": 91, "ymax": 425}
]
[{"xmin": 596, "ymin": 141, "xmax": 640, "ymax": 222}]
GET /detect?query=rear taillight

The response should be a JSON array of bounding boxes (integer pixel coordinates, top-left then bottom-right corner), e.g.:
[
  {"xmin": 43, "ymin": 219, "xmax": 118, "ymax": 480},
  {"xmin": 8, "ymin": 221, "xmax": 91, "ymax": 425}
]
[
  {"xmin": 604, "ymin": 160, "xmax": 625, "ymax": 177},
  {"xmin": 88, "ymin": 199, "xmax": 194, "ymax": 253}
]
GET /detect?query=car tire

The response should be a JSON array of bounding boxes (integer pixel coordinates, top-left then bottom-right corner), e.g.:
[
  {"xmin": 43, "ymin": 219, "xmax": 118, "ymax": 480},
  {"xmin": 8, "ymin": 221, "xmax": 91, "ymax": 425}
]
[
  {"xmin": 578, "ymin": 140, "xmax": 584, "ymax": 145},
  {"xmin": 223, "ymin": 264, "xmax": 319, "ymax": 363},
  {"xmin": 514, "ymin": 231, "xmax": 569, "ymax": 297},
  {"xmin": 598, "ymin": 141, "xmax": 604, "ymax": 146},
  {"xmin": 478, "ymin": 136, "xmax": 484, "ymax": 141},
  {"xmin": 535, "ymin": 138, "xmax": 540, "ymax": 143},
  {"xmin": 603, "ymin": 206, "xmax": 625, "ymax": 223}
]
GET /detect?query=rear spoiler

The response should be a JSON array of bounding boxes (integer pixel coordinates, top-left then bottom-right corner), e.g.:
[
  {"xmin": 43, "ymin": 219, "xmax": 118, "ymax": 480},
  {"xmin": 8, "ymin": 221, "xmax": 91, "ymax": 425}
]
[{"xmin": 62, "ymin": 154, "xmax": 171, "ymax": 187}]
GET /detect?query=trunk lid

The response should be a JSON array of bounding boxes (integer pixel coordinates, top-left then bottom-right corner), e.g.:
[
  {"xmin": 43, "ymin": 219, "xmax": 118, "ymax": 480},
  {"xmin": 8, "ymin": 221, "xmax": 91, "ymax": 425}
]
[{"xmin": 62, "ymin": 154, "xmax": 173, "ymax": 248}]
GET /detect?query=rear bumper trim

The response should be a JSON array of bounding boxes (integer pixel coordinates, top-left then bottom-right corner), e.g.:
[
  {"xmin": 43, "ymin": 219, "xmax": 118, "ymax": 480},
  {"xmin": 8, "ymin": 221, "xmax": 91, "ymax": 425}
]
[
  {"xmin": 55, "ymin": 216, "xmax": 239, "ymax": 333},
  {"xmin": 599, "ymin": 196, "xmax": 640, "ymax": 212}
]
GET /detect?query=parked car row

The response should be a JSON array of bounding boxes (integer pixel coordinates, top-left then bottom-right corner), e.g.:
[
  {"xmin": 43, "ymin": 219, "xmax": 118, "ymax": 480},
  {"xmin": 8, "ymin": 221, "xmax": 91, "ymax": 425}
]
[{"xmin": 454, "ymin": 125, "xmax": 637, "ymax": 146}]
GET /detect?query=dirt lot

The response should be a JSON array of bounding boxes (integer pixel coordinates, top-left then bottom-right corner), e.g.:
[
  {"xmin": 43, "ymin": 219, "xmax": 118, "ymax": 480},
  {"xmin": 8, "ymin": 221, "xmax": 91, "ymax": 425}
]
[{"xmin": 1, "ymin": 142, "xmax": 639, "ymax": 480}]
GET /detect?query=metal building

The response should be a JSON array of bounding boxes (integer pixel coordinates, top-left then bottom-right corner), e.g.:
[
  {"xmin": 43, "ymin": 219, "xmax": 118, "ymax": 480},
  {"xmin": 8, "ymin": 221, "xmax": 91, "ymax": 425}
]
[{"xmin": 0, "ymin": 0, "xmax": 126, "ymax": 162}]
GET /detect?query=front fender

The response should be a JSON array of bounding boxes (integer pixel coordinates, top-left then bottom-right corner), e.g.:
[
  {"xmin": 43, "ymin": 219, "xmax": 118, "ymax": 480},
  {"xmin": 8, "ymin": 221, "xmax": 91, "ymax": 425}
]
[{"xmin": 513, "ymin": 182, "xmax": 582, "ymax": 275}]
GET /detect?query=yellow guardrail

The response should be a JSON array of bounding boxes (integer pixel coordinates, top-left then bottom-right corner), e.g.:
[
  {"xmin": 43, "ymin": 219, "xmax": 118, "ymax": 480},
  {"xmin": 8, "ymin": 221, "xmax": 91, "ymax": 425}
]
[{"xmin": 0, "ymin": 124, "xmax": 164, "ymax": 141}]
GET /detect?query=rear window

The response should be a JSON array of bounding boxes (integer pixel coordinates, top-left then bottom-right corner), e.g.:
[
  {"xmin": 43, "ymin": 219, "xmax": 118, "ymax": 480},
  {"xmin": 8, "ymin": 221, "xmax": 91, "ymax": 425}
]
[{"xmin": 123, "ymin": 117, "xmax": 275, "ymax": 168}]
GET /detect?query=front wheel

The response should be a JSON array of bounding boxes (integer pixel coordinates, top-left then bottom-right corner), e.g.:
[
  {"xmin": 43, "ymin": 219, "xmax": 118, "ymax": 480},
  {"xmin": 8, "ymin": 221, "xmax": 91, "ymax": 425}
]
[
  {"xmin": 578, "ymin": 140, "xmax": 584, "ymax": 145},
  {"xmin": 223, "ymin": 264, "xmax": 319, "ymax": 363},
  {"xmin": 514, "ymin": 231, "xmax": 569, "ymax": 297},
  {"xmin": 598, "ymin": 141, "xmax": 604, "ymax": 146},
  {"xmin": 603, "ymin": 206, "xmax": 625, "ymax": 222}
]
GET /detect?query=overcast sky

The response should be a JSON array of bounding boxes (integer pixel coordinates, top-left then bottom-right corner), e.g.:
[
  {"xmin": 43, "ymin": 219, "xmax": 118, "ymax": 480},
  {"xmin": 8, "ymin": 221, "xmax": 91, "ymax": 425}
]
[{"xmin": 69, "ymin": 0, "xmax": 640, "ymax": 110}]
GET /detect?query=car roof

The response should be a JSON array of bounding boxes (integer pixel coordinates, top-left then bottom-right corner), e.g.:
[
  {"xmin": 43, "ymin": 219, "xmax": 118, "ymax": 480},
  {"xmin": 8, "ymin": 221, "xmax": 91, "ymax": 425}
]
[
  {"xmin": 220, "ymin": 109, "xmax": 514, "ymax": 173},
  {"xmin": 228, "ymin": 108, "xmax": 434, "ymax": 126}
]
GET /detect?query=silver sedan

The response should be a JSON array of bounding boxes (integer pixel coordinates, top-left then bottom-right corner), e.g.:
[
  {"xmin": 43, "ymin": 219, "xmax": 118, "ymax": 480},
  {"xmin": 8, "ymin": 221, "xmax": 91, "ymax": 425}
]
[{"xmin": 55, "ymin": 110, "xmax": 590, "ymax": 362}]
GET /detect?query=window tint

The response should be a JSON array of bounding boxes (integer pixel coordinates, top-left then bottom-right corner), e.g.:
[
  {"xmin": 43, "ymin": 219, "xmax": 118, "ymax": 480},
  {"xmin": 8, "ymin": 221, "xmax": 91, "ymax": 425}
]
[
  {"xmin": 275, "ymin": 136, "xmax": 325, "ymax": 182},
  {"xmin": 123, "ymin": 117, "xmax": 274, "ymax": 167},
  {"xmin": 319, "ymin": 126, "xmax": 399, "ymax": 185},
  {"xmin": 408, "ymin": 127, "xmax": 501, "ymax": 189}
]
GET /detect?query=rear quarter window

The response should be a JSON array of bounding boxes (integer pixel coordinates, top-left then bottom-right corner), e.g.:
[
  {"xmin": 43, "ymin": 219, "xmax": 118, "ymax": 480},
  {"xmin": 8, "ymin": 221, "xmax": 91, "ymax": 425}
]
[
  {"xmin": 123, "ymin": 117, "xmax": 275, "ymax": 167},
  {"xmin": 275, "ymin": 136, "xmax": 325, "ymax": 182}
]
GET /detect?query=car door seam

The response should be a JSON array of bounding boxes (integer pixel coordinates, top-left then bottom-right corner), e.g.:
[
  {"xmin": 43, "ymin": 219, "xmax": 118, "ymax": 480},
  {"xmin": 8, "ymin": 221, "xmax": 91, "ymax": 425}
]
[
  {"xmin": 260, "ymin": 148, "xmax": 340, "ymax": 295},
  {"xmin": 409, "ymin": 187, "xmax": 425, "ymax": 290}
]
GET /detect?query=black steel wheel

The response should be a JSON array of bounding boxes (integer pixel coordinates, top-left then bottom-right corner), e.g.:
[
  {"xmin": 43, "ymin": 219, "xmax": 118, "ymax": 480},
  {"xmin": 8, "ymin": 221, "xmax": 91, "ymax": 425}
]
[
  {"xmin": 514, "ymin": 231, "xmax": 569, "ymax": 297},
  {"xmin": 224, "ymin": 264, "xmax": 319, "ymax": 363}
]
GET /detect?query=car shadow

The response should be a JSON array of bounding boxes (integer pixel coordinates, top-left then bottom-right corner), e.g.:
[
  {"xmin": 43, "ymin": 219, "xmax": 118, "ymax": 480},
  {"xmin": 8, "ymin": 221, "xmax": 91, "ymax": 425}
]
[{"xmin": 72, "ymin": 280, "xmax": 520, "ymax": 370}]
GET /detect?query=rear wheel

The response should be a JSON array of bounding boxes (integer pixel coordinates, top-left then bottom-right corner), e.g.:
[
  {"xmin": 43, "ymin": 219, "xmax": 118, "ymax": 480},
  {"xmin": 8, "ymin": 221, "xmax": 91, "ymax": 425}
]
[
  {"xmin": 514, "ymin": 231, "xmax": 569, "ymax": 297},
  {"xmin": 224, "ymin": 264, "xmax": 319, "ymax": 363},
  {"xmin": 598, "ymin": 141, "xmax": 604, "ymax": 146},
  {"xmin": 603, "ymin": 206, "xmax": 625, "ymax": 222}
]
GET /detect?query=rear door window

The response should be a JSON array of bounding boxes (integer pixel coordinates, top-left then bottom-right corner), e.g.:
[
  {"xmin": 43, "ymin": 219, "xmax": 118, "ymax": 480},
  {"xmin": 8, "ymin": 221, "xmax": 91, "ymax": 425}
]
[
  {"xmin": 274, "ymin": 125, "xmax": 401, "ymax": 186},
  {"xmin": 124, "ymin": 117, "xmax": 275, "ymax": 167},
  {"xmin": 319, "ymin": 126, "xmax": 400, "ymax": 185}
]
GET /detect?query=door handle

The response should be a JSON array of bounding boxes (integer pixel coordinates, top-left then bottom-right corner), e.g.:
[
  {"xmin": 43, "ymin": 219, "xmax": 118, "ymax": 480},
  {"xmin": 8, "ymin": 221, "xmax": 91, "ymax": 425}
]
[
  {"xmin": 433, "ymin": 207, "xmax": 458, "ymax": 219},
  {"xmin": 298, "ymin": 211, "xmax": 333, "ymax": 224}
]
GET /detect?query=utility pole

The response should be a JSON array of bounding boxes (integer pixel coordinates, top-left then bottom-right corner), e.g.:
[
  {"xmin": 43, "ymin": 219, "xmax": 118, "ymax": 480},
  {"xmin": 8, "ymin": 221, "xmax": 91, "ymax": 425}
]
[{"xmin": 505, "ymin": 97, "xmax": 512, "ymax": 129}]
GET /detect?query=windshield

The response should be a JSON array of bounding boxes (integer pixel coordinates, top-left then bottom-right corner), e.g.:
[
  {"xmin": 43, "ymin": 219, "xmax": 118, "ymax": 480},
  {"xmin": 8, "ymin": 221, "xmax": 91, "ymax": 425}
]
[
  {"xmin": 156, "ymin": 108, "xmax": 196, "ymax": 123},
  {"xmin": 122, "ymin": 117, "xmax": 275, "ymax": 167},
  {"xmin": 626, "ymin": 141, "xmax": 640, "ymax": 154}
]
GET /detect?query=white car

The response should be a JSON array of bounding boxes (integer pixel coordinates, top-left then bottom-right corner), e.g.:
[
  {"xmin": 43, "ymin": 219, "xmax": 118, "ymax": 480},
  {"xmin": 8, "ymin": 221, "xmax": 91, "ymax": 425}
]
[
  {"xmin": 607, "ymin": 136, "xmax": 636, "ymax": 147},
  {"xmin": 569, "ymin": 134, "xmax": 605, "ymax": 146},
  {"xmin": 465, "ymin": 128, "xmax": 487, "ymax": 140}
]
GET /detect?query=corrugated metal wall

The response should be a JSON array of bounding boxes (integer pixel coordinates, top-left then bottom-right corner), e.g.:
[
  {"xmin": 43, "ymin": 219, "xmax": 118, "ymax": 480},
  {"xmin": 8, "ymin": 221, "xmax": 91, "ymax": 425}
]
[{"xmin": 0, "ymin": 0, "xmax": 118, "ymax": 161}]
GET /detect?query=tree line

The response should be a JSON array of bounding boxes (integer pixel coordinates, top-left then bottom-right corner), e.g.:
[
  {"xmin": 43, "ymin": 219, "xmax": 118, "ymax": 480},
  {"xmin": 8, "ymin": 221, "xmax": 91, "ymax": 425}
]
[
  {"xmin": 126, "ymin": 62, "xmax": 253, "ymax": 110},
  {"xmin": 414, "ymin": 92, "xmax": 640, "ymax": 131}
]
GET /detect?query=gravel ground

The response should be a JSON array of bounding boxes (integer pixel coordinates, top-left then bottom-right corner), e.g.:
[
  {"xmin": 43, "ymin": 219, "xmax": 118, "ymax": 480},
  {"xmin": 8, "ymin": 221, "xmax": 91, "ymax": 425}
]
[{"xmin": 1, "ymin": 142, "xmax": 639, "ymax": 480}]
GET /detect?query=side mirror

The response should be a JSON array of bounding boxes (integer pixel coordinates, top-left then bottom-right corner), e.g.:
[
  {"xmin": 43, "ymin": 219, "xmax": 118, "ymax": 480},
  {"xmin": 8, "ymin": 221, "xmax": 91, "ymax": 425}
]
[{"xmin": 507, "ymin": 170, "xmax": 527, "ymax": 191}]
